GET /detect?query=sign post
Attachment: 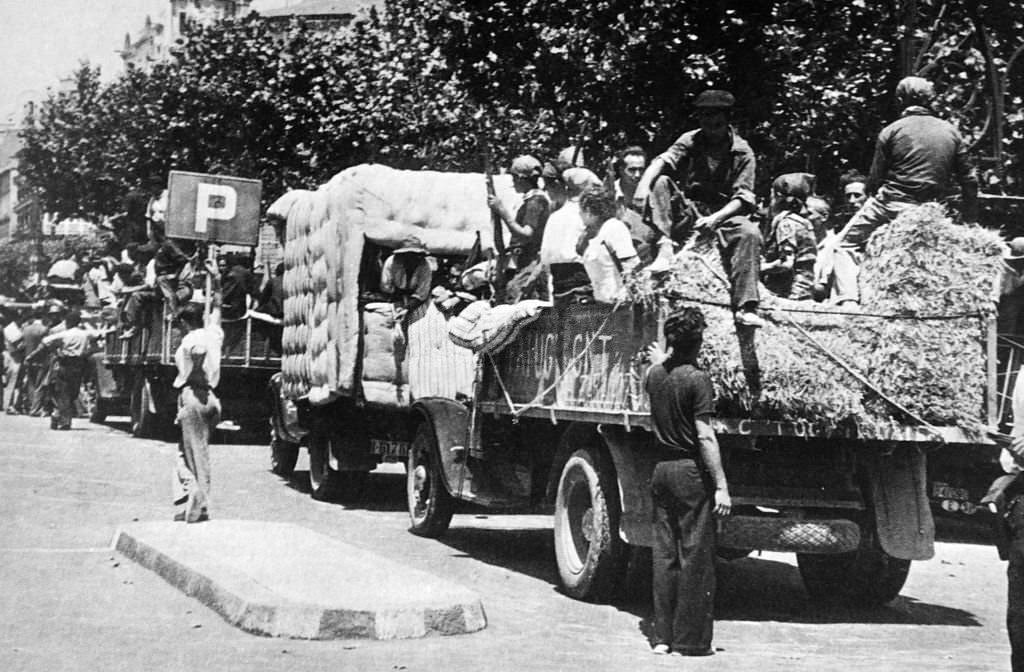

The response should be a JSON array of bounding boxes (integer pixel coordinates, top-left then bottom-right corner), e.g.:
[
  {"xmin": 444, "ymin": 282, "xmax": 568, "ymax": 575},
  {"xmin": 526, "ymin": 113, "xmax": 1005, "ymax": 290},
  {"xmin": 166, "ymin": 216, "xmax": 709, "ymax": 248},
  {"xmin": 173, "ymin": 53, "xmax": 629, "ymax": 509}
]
[{"xmin": 165, "ymin": 171, "xmax": 263, "ymax": 320}]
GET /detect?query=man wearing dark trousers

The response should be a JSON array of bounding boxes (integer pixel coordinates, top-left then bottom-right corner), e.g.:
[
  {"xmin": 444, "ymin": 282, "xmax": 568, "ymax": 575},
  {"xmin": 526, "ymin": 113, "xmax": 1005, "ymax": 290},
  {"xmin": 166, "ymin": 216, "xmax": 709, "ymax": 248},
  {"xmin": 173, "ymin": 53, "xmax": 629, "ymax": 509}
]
[
  {"xmin": 644, "ymin": 306, "xmax": 731, "ymax": 656},
  {"xmin": 633, "ymin": 89, "xmax": 763, "ymax": 328},
  {"xmin": 29, "ymin": 309, "xmax": 100, "ymax": 430}
]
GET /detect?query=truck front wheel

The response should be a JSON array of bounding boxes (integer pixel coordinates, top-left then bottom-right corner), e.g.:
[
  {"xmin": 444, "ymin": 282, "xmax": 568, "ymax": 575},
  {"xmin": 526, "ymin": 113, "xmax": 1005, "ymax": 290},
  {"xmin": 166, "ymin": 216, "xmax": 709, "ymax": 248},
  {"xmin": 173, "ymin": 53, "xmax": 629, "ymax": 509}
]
[
  {"xmin": 407, "ymin": 422, "xmax": 454, "ymax": 538},
  {"xmin": 797, "ymin": 521, "xmax": 910, "ymax": 607},
  {"xmin": 554, "ymin": 446, "xmax": 627, "ymax": 602}
]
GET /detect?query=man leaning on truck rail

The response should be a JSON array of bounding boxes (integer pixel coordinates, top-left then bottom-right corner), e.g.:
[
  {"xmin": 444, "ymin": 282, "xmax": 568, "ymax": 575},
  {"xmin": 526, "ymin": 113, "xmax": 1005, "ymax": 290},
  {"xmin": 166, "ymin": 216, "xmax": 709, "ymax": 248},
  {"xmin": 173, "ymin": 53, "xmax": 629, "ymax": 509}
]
[
  {"xmin": 644, "ymin": 306, "xmax": 731, "ymax": 657},
  {"xmin": 171, "ymin": 258, "xmax": 224, "ymax": 524}
]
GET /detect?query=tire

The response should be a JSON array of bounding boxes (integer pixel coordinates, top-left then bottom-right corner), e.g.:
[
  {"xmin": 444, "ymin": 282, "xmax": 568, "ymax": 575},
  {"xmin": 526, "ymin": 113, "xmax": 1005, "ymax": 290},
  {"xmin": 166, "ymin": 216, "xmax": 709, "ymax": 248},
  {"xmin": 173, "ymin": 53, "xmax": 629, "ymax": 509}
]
[
  {"xmin": 270, "ymin": 437, "xmax": 300, "ymax": 477},
  {"xmin": 307, "ymin": 433, "xmax": 367, "ymax": 502},
  {"xmin": 406, "ymin": 422, "xmax": 455, "ymax": 538},
  {"xmin": 797, "ymin": 517, "xmax": 911, "ymax": 607},
  {"xmin": 553, "ymin": 446, "xmax": 627, "ymax": 602},
  {"xmin": 130, "ymin": 378, "xmax": 158, "ymax": 438}
]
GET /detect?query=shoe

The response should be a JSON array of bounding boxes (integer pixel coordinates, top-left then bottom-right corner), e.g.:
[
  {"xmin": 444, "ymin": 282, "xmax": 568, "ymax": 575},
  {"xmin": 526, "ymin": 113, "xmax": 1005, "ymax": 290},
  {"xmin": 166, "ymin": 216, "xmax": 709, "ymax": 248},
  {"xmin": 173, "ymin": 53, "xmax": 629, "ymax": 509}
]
[
  {"xmin": 187, "ymin": 512, "xmax": 209, "ymax": 524},
  {"xmin": 652, "ymin": 644, "xmax": 670, "ymax": 655},
  {"xmin": 674, "ymin": 647, "xmax": 714, "ymax": 657},
  {"xmin": 734, "ymin": 310, "xmax": 765, "ymax": 328},
  {"xmin": 173, "ymin": 512, "xmax": 186, "ymax": 522}
]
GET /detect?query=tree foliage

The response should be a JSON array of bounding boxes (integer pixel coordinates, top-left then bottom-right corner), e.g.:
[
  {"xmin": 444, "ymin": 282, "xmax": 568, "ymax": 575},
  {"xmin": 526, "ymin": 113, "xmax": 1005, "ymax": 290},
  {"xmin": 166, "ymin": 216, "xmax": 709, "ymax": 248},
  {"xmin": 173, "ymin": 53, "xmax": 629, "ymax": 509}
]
[{"xmin": 16, "ymin": 0, "xmax": 1024, "ymax": 221}]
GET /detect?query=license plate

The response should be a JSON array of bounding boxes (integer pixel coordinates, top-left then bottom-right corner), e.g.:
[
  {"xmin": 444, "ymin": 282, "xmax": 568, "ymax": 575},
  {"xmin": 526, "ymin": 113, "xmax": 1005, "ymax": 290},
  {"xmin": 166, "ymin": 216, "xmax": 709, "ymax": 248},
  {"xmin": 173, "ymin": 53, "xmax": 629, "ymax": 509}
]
[
  {"xmin": 370, "ymin": 439, "xmax": 409, "ymax": 458},
  {"xmin": 931, "ymin": 481, "xmax": 970, "ymax": 501}
]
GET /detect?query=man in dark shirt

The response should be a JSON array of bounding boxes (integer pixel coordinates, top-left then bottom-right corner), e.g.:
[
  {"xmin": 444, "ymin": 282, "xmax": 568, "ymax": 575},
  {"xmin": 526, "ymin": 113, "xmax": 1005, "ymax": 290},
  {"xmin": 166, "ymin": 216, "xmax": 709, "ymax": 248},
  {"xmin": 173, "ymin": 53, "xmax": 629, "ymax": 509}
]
[
  {"xmin": 644, "ymin": 306, "xmax": 731, "ymax": 657},
  {"xmin": 828, "ymin": 76, "xmax": 979, "ymax": 304},
  {"xmin": 634, "ymin": 89, "xmax": 763, "ymax": 328}
]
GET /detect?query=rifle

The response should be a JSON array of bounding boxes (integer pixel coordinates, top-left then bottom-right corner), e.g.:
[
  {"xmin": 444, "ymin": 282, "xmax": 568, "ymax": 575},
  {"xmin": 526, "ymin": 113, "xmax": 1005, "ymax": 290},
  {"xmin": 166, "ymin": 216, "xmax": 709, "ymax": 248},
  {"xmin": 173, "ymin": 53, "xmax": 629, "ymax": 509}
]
[{"xmin": 482, "ymin": 144, "xmax": 508, "ymax": 299}]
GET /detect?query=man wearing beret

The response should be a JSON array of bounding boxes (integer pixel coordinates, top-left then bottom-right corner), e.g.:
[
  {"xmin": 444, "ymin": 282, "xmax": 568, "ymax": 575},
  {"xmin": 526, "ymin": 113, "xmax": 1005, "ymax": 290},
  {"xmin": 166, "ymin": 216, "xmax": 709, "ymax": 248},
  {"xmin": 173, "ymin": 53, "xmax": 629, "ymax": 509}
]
[
  {"xmin": 488, "ymin": 154, "xmax": 552, "ymax": 301},
  {"xmin": 633, "ymin": 89, "xmax": 764, "ymax": 328}
]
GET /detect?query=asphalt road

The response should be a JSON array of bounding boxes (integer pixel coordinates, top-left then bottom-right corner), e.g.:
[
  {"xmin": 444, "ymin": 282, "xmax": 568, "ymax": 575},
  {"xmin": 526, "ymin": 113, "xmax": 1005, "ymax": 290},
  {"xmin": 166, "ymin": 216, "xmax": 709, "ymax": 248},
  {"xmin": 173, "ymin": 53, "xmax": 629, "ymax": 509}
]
[{"xmin": 0, "ymin": 414, "xmax": 1013, "ymax": 671}]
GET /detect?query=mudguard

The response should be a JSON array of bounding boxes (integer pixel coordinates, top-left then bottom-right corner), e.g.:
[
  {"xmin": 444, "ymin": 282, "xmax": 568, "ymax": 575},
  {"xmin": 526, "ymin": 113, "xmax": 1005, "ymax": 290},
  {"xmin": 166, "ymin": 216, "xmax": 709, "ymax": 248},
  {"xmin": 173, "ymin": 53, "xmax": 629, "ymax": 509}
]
[
  {"xmin": 412, "ymin": 397, "xmax": 471, "ymax": 496},
  {"xmin": 867, "ymin": 445, "xmax": 935, "ymax": 560},
  {"xmin": 596, "ymin": 424, "xmax": 659, "ymax": 547}
]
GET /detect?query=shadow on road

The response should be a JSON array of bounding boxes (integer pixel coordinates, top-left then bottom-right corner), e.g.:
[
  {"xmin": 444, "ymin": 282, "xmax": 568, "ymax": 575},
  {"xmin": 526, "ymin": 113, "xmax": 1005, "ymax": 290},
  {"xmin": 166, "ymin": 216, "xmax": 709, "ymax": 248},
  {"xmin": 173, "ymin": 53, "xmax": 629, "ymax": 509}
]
[
  {"xmin": 435, "ymin": 526, "xmax": 983, "ymax": 628},
  {"xmin": 278, "ymin": 469, "xmax": 408, "ymax": 512}
]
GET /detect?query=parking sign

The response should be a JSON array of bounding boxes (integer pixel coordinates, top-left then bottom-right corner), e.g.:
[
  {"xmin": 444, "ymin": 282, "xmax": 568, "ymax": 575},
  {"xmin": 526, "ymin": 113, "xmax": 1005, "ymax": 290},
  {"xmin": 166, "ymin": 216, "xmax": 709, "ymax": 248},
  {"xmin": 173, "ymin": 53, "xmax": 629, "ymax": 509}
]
[{"xmin": 166, "ymin": 171, "xmax": 262, "ymax": 245}]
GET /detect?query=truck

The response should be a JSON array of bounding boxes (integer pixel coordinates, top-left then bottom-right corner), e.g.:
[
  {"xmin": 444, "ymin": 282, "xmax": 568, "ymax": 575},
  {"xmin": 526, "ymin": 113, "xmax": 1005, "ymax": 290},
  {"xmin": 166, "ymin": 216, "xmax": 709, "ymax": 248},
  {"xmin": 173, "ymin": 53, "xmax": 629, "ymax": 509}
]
[{"xmin": 268, "ymin": 164, "xmax": 1014, "ymax": 605}]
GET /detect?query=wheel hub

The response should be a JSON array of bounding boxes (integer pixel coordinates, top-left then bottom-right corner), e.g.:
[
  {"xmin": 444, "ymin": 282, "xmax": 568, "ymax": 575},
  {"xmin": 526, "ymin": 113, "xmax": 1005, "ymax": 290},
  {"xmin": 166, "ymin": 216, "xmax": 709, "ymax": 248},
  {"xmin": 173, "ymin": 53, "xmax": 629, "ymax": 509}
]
[{"xmin": 581, "ymin": 508, "xmax": 595, "ymax": 543}]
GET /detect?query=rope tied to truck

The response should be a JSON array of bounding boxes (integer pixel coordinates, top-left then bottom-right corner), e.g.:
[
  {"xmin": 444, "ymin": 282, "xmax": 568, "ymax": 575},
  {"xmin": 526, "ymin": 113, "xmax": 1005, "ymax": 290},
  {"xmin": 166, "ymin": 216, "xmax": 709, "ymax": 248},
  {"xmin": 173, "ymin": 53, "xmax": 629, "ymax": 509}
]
[{"xmin": 487, "ymin": 297, "xmax": 627, "ymax": 420}]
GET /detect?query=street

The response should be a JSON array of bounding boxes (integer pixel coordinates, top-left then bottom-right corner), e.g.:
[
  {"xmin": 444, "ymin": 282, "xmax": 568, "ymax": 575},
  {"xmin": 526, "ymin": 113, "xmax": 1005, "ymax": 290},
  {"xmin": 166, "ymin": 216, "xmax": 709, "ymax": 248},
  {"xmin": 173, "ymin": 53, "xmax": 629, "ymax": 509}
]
[{"xmin": 0, "ymin": 413, "xmax": 1013, "ymax": 672}]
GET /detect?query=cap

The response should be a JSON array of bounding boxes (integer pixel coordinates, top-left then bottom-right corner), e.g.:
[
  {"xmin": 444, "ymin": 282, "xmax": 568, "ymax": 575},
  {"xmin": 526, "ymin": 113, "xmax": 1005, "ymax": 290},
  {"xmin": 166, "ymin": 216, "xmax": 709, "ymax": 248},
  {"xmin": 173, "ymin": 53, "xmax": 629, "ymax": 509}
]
[
  {"xmin": 394, "ymin": 234, "xmax": 429, "ymax": 255},
  {"xmin": 694, "ymin": 89, "xmax": 735, "ymax": 110},
  {"xmin": 772, "ymin": 173, "xmax": 815, "ymax": 201},
  {"xmin": 541, "ymin": 158, "xmax": 572, "ymax": 182},
  {"xmin": 510, "ymin": 155, "xmax": 542, "ymax": 178},
  {"xmin": 562, "ymin": 167, "xmax": 602, "ymax": 195},
  {"xmin": 1005, "ymin": 237, "xmax": 1024, "ymax": 261},
  {"xmin": 895, "ymin": 76, "xmax": 935, "ymax": 106}
]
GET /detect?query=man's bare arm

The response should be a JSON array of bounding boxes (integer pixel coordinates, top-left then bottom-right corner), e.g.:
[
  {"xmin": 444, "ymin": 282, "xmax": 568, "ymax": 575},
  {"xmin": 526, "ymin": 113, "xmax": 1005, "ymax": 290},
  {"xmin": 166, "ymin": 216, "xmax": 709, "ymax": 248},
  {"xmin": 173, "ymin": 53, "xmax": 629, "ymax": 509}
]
[{"xmin": 696, "ymin": 417, "xmax": 731, "ymax": 516}]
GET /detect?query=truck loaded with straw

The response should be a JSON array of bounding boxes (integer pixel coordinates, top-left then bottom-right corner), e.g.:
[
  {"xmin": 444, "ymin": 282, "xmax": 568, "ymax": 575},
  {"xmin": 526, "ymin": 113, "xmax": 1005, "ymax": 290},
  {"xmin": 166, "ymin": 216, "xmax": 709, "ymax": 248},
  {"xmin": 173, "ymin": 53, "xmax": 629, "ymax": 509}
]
[{"xmin": 267, "ymin": 164, "xmax": 1015, "ymax": 606}]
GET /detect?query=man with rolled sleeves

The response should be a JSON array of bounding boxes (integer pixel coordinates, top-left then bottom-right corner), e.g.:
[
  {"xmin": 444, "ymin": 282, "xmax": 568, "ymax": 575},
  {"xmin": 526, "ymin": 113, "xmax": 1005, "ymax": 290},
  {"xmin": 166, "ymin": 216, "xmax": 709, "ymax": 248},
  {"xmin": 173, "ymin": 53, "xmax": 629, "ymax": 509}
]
[{"xmin": 633, "ymin": 89, "xmax": 764, "ymax": 328}]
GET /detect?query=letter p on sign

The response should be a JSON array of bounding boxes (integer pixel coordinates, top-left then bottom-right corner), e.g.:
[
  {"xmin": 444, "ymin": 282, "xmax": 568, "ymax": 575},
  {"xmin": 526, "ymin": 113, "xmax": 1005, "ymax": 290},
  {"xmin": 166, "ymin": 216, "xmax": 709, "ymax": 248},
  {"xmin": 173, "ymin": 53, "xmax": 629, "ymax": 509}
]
[
  {"xmin": 166, "ymin": 171, "xmax": 261, "ymax": 246},
  {"xmin": 195, "ymin": 183, "xmax": 237, "ymax": 233}
]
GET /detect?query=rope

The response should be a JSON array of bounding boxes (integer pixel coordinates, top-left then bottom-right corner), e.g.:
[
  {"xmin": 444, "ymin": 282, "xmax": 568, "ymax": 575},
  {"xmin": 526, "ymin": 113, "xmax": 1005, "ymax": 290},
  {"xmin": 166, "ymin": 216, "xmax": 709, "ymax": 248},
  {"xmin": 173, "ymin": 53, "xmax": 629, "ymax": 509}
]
[
  {"xmin": 660, "ymin": 290, "xmax": 985, "ymax": 321},
  {"xmin": 486, "ymin": 298, "xmax": 626, "ymax": 418},
  {"xmin": 776, "ymin": 310, "xmax": 944, "ymax": 440}
]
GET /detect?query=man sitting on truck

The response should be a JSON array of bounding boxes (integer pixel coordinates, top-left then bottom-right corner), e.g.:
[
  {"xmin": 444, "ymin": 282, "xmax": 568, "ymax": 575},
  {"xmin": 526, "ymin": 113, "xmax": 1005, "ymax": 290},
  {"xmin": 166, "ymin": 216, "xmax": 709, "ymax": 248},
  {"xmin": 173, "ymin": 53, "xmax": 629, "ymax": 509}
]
[
  {"xmin": 824, "ymin": 76, "xmax": 979, "ymax": 305},
  {"xmin": 381, "ymin": 234, "xmax": 433, "ymax": 322},
  {"xmin": 632, "ymin": 89, "xmax": 764, "ymax": 328},
  {"xmin": 644, "ymin": 306, "xmax": 731, "ymax": 657}
]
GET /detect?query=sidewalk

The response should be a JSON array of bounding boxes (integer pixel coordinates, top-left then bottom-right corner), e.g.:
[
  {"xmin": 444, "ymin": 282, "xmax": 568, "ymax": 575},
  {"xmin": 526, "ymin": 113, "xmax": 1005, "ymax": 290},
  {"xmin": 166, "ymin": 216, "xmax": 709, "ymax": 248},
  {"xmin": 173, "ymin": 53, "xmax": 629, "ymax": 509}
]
[{"xmin": 114, "ymin": 519, "xmax": 486, "ymax": 640}]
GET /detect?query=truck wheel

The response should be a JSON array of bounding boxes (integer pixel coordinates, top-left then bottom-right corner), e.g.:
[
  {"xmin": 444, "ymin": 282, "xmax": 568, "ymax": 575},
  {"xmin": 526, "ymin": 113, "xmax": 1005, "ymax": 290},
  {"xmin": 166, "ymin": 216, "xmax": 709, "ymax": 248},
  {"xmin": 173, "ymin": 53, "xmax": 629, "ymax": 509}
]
[
  {"xmin": 407, "ymin": 422, "xmax": 454, "ymax": 538},
  {"xmin": 129, "ymin": 378, "xmax": 158, "ymax": 438},
  {"xmin": 307, "ymin": 434, "xmax": 367, "ymax": 502},
  {"xmin": 270, "ymin": 437, "xmax": 299, "ymax": 477},
  {"xmin": 797, "ymin": 520, "xmax": 911, "ymax": 607},
  {"xmin": 308, "ymin": 434, "xmax": 341, "ymax": 501},
  {"xmin": 554, "ymin": 446, "xmax": 627, "ymax": 602}
]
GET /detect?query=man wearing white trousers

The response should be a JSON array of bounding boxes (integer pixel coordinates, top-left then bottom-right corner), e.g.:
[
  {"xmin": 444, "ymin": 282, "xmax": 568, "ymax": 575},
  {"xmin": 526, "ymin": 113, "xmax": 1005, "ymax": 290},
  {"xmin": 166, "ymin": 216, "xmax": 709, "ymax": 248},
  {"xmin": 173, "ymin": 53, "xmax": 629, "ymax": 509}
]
[{"xmin": 172, "ymin": 257, "xmax": 223, "ymax": 523}]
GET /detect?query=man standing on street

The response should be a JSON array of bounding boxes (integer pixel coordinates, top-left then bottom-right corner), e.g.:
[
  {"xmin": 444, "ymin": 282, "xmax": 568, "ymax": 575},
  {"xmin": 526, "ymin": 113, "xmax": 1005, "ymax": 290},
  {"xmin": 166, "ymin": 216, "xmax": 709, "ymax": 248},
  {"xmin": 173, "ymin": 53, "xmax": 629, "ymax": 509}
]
[
  {"xmin": 633, "ymin": 89, "xmax": 763, "ymax": 327},
  {"xmin": 29, "ymin": 309, "xmax": 100, "ymax": 430},
  {"xmin": 644, "ymin": 306, "xmax": 731, "ymax": 656},
  {"xmin": 826, "ymin": 76, "xmax": 979, "ymax": 304},
  {"xmin": 172, "ymin": 258, "xmax": 224, "ymax": 523}
]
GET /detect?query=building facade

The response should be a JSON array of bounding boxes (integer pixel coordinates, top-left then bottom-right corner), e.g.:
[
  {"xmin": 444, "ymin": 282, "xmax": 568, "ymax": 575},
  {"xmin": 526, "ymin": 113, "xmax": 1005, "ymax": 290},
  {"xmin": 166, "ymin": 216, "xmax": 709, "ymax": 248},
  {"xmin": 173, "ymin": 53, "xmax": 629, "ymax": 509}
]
[
  {"xmin": 122, "ymin": 0, "xmax": 254, "ymax": 70},
  {"xmin": 259, "ymin": 0, "xmax": 378, "ymax": 33}
]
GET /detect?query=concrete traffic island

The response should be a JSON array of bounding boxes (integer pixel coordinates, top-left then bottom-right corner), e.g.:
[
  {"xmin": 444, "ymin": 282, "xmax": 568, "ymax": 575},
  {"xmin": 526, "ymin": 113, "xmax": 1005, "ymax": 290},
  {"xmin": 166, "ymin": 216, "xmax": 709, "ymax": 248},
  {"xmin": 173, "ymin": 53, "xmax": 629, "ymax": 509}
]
[{"xmin": 113, "ymin": 520, "xmax": 486, "ymax": 640}]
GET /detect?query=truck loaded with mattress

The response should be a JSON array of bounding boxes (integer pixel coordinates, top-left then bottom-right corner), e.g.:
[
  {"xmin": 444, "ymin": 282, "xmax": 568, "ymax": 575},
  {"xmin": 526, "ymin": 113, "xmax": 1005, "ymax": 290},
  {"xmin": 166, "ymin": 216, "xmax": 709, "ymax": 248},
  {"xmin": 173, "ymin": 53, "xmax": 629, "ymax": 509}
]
[{"xmin": 267, "ymin": 164, "xmax": 1015, "ymax": 605}]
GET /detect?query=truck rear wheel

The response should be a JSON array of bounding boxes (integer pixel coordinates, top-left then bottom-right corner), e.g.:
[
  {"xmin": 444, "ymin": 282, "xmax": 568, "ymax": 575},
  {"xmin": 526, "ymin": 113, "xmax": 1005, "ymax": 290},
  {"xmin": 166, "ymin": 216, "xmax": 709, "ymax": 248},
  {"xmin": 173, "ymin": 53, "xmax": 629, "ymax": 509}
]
[
  {"xmin": 554, "ymin": 446, "xmax": 627, "ymax": 602},
  {"xmin": 407, "ymin": 422, "xmax": 455, "ymax": 538},
  {"xmin": 270, "ymin": 437, "xmax": 300, "ymax": 477},
  {"xmin": 129, "ymin": 378, "xmax": 159, "ymax": 438},
  {"xmin": 307, "ymin": 434, "xmax": 366, "ymax": 502},
  {"xmin": 797, "ymin": 520, "xmax": 910, "ymax": 607}
]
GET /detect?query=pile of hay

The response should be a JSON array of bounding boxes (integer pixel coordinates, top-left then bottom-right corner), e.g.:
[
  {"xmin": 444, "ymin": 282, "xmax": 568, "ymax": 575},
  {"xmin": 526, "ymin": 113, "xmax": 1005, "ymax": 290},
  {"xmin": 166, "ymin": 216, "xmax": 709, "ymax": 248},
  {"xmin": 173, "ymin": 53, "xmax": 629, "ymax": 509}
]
[{"xmin": 628, "ymin": 203, "xmax": 1004, "ymax": 437}]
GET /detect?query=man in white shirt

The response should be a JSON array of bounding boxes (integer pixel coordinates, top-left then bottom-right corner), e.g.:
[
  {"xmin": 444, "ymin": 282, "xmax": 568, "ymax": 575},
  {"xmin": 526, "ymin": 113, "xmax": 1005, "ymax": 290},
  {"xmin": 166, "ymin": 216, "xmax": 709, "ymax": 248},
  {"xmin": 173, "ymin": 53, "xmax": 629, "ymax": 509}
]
[
  {"xmin": 172, "ymin": 258, "xmax": 224, "ymax": 523},
  {"xmin": 31, "ymin": 309, "xmax": 103, "ymax": 430}
]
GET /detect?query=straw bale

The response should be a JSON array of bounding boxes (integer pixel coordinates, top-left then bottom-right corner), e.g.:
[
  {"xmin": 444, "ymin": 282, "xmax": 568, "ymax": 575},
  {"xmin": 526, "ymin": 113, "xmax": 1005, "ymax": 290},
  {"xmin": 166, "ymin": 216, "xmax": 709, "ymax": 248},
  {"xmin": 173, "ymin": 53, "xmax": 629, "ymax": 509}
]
[{"xmin": 629, "ymin": 204, "xmax": 1000, "ymax": 435}]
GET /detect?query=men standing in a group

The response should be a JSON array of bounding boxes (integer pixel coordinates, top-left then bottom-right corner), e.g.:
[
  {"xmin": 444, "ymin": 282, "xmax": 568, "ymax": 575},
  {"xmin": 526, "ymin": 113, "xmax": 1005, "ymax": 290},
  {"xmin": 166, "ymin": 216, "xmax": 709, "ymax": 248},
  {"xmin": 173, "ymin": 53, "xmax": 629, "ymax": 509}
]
[
  {"xmin": 633, "ymin": 89, "xmax": 764, "ymax": 328},
  {"xmin": 644, "ymin": 306, "xmax": 731, "ymax": 657},
  {"xmin": 827, "ymin": 76, "xmax": 978, "ymax": 305}
]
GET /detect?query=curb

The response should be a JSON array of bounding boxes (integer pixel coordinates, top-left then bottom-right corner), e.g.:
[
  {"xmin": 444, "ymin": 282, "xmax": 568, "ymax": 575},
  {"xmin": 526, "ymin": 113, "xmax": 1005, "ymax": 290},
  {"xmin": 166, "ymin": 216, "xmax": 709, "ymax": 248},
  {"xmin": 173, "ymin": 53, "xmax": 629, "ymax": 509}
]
[{"xmin": 114, "ymin": 521, "xmax": 486, "ymax": 640}]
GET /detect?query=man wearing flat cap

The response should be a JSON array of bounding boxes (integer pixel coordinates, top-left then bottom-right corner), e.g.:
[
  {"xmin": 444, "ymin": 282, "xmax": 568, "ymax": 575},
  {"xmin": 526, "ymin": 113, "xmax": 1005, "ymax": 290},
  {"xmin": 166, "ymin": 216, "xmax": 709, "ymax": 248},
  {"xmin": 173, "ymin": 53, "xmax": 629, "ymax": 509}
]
[
  {"xmin": 826, "ymin": 75, "xmax": 979, "ymax": 305},
  {"xmin": 634, "ymin": 89, "xmax": 764, "ymax": 328}
]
